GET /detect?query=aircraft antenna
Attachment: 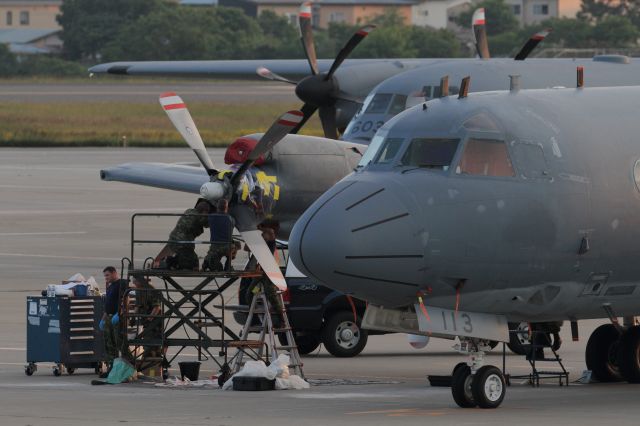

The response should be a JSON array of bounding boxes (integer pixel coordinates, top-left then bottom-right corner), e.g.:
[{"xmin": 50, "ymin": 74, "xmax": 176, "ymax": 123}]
[
  {"xmin": 439, "ymin": 76, "xmax": 449, "ymax": 97},
  {"xmin": 577, "ymin": 66, "xmax": 585, "ymax": 88},
  {"xmin": 458, "ymin": 77, "xmax": 471, "ymax": 99},
  {"xmin": 510, "ymin": 75, "xmax": 521, "ymax": 92}
]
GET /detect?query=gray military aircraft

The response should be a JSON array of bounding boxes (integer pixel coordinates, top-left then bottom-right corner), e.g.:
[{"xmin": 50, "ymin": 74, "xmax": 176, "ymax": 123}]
[
  {"xmin": 288, "ymin": 80, "xmax": 640, "ymax": 408},
  {"xmin": 87, "ymin": 4, "xmax": 517, "ymax": 138}
]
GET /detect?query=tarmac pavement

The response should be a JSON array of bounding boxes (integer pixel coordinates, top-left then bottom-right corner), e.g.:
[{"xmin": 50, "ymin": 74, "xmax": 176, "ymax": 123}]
[{"xmin": 1, "ymin": 148, "xmax": 640, "ymax": 425}]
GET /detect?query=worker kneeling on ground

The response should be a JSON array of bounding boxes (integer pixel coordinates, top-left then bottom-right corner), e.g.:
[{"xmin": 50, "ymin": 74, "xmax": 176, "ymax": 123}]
[
  {"xmin": 154, "ymin": 199, "xmax": 210, "ymax": 270},
  {"xmin": 202, "ymin": 199, "xmax": 240, "ymax": 272},
  {"xmin": 99, "ymin": 266, "xmax": 128, "ymax": 377}
]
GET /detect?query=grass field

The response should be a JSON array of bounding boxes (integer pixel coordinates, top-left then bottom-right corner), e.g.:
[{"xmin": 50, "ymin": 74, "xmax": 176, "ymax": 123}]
[{"xmin": 0, "ymin": 101, "xmax": 324, "ymax": 147}]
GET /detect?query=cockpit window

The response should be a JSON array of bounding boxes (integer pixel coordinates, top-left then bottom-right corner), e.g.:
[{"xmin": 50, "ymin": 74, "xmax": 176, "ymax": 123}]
[
  {"xmin": 462, "ymin": 112, "xmax": 501, "ymax": 132},
  {"xmin": 373, "ymin": 138, "xmax": 404, "ymax": 164},
  {"xmin": 399, "ymin": 138, "xmax": 460, "ymax": 169},
  {"xmin": 365, "ymin": 93, "xmax": 392, "ymax": 114},
  {"xmin": 388, "ymin": 94, "xmax": 407, "ymax": 115},
  {"xmin": 457, "ymin": 138, "xmax": 515, "ymax": 177}
]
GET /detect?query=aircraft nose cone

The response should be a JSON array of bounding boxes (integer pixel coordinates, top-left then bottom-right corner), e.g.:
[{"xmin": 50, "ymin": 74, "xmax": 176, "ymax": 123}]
[{"xmin": 289, "ymin": 178, "xmax": 427, "ymax": 307}]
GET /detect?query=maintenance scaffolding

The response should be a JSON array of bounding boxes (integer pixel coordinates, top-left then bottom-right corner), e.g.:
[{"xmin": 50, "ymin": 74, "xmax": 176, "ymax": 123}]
[{"xmin": 118, "ymin": 212, "xmax": 302, "ymax": 383}]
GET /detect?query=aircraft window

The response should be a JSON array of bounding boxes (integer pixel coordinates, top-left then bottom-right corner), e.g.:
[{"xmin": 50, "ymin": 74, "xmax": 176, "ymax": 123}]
[
  {"xmin": 457, "ymin": 138, "xmax": 515, "ymax": 177},
  {"xmin": 388, "ymin": 94, "xmax": 408, "ymax": 115},
  {"xmin": 400, "ymin": 138, "xmax": 460, "ymax": 169},
  {"xmin": 373, "ymin": 138, "xmax": 404, "ymax": 164},
  {"xmin": 422, "ymin": 86, "xmax": 433, "ymax": 100},
  {"xmin": 365, "ymin": 93, "xmax": 393, "ymax": 114},
  {"xmin": 512, "ymin": 142, "xmax": 549, "ymax": 179},
  {"xmin": 357, "ymin": 130, "xmax": 388, "ymax": 167},
  {"xmin": 634, "ymin": 160, "xmax": 640, "ymax": 193},
  {"xmin": 462, "ymin": 112, "xmax": 501, "ymax": 132}
]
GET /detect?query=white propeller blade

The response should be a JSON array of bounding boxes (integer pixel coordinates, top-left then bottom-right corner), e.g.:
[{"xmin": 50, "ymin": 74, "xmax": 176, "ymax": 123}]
[
  {"xmin": 159, "ymin": 92, "xmax": 216, "ymax": 175},
  {"xmin": 242, "ymin": 229, "xmax": 287, "ymax": 290}
]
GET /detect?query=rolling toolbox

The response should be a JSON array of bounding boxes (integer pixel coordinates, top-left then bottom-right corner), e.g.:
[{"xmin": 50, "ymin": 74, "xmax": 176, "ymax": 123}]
[{"xmin": 25, "ymin": 296, "xmax": 105, "ymax": 376}]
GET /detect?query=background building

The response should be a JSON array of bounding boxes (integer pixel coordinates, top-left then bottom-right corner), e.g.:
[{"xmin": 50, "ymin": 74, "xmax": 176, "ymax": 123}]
[
  {"xmin": 506, "ymin": 0, "xmax": 559, "ymax": 25},
  {"xmin": 0, "ymin": 0, "xmax": 61, "ymax": 53},
  {"xmin": 227, "ymin": 0, "xmax": 417, "ymax": 28}
]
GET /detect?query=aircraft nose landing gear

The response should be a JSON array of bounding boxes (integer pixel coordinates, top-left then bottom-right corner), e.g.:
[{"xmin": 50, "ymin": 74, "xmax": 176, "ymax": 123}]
[{"xmin": 451, "ymin": 339, "xmax": 507, "ymax": 409}]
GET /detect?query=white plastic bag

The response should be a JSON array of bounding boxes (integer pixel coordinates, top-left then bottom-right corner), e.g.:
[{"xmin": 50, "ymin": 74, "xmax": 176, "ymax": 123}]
[{"xmin": 268, "ymin": 354, "xmax": 290, "ymax": 380}]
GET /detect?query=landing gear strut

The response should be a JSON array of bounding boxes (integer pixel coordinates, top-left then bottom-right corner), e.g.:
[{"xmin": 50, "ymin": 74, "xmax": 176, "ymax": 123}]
[{"xmin": 451, "ymin": 339, "xmax": 506, "ymax": 409}]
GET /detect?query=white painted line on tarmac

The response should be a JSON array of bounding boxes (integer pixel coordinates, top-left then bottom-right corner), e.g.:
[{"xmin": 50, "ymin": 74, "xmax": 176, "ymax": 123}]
[
  {"xmin": 0, "ymin": 347, "xmax": 25, "ymax": 351},
  {"xmin": 0, "ymin": 231, "xmax": 87, "ymax": 236},
  {"xmin": 0, "ymin": 207, "xmax": 182, "ymax": 216},
  {"xmin": 0, "ymin": 252, "xmax": 118, "ymax": 261}
]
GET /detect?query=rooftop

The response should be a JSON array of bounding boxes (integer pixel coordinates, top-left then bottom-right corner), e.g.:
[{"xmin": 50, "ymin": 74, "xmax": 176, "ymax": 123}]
[
  {"xmin": 0, "ymin": 28, "xmax": 59, "ymax": 44},
  {"xmin": 246, "ymin": 0, "xmax": 418, "ymax": 5}
]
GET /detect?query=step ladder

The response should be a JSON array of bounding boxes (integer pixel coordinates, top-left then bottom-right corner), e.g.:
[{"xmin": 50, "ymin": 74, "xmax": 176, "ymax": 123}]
[
  {"xmin": 505, "ymin": 329, "xmax": 569, "ymax": 387},
  {"xmin": 229, "ymin": 282, "xmax": 304, "ymax": 378}
]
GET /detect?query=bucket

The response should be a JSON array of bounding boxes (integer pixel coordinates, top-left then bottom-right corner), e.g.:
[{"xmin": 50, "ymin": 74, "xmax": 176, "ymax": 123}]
[
  {"xmin": 178, "ymin": 361, "xmax": 201, "ymax": 381},
  {"xmin": 74, "ymin": 284, "xmax": 88, "ymax": 297}
]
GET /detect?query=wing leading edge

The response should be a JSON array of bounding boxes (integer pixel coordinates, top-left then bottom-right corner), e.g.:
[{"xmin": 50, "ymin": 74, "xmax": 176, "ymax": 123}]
[{"xmin": 100, "ymin": 162, "xmax": 208, "ymax": 194}]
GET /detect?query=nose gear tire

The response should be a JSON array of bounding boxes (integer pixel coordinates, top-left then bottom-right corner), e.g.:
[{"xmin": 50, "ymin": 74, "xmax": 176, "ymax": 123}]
[
  {"xmin": 471, "ymin": 366, "xmax": 506, "ymax": 409},
  {"xmin": 619, "ymin": 325, "xmax": 640, "ymax": 383},
  {"xmin": 451, "ymin": 364, "xmax": 476, "ymax": 408}
]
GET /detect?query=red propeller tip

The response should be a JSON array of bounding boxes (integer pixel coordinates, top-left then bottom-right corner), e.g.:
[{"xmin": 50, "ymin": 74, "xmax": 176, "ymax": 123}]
[{"xmin": 160, "ymin": 92, "xmax": 177, "ymax": 98}]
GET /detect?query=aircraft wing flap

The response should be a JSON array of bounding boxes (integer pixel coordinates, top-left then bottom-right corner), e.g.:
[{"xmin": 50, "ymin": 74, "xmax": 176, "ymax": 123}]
[{"xmin": 100, "ymin": 162, "xmax": 208, "ymax": 194}]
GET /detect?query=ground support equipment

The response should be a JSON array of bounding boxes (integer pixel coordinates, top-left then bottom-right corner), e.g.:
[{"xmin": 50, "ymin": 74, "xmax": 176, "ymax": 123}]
[
  {"xmin": 26, "ymin": 296, "xmax": 105, "ymax": 376},
  {"xmin": 505, "ymin": 327, "xmax": 569, "ymax": 386},
  {"xmin": 228, "ymin": 282, "xmax": 304, "ymax": 378}
]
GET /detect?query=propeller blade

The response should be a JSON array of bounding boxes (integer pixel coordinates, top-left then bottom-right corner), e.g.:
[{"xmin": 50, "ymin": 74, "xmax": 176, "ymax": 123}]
[
  {"xmin": 514, "ymin": 28, "xmax": 552, "ymax": 61},
  {"xmin": 290, "ymin": 103, "xmax": 318, "ymax": 135},
  {"xmin": 319, "ymin": 105, "xmax": 338, "ymax": 140},
  {"xmin": 242, "ymin": 229, "xmax": 287, "ymax": 290},
  {"xmin": 256, "ymin": 66, "xmax": 297, "ymax": 85},
  {"xmin": 326, "ymin": 25, "xmax": 375, "ymax": 80},
  {"xmin": 472, "ymin": 8, "xmax": 490, "ymax": 60},
  {"xmin": 299, "ymin": 2, "xmax": 319, "ymax": 76},
  {"xmin": 230, "ymin": 110, "xmax": 304, "ymax": 189},
  {"xmin": 159, "ymin": 92, "xmax": 216, "ymax": 175}
]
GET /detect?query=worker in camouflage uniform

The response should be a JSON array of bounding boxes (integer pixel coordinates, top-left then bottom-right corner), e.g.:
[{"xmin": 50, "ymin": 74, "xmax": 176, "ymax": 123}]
[
  {"xmin": 131, "ymin": 275, "xmax": 164, "ymax": 367},
  {"xmin": 202, "ymin": 199, "xmax": 236, "ymax": 272},
  {"xmin": 154, "ymin": 200, "xmax": 210, "ymax": 270}
]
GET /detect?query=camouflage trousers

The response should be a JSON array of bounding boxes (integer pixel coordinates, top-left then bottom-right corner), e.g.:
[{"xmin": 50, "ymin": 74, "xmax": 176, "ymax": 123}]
[
  {"xmin": 103, "ymin": 314, "xmax": 122, "ymax": 366},
  {"xmin": 167, "ymin": 243, "xmax": 199, "ymax": 270},
  {"xmin": 202, "ymin": 243, "xmax": 233, "ymax": 272}
]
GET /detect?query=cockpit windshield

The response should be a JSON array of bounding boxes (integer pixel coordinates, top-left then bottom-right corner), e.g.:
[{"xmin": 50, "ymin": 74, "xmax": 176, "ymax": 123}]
[
  {"xmin": 365, "ymin": 94, "xmax": 393, "ymax": 114},
  {"xmin": 399, "ymin": 138, "xmax": 460, "ymax": 170},
  {"xmin": 357, "ymin": 129, "xmax": 388, "ymax": 167},
  {"xmin": 372, "ymin": 138, "xmax": 404, "ymax": 164}
]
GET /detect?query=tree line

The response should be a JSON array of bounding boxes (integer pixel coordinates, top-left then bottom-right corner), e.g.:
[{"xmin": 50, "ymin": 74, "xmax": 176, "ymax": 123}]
[
  {"xmin": 1, "ymin": 0, "xmax": 640, "ymax": 77},
  {"xmin": 455, "ymin": 0, "xmax": 640, "ymax": 56}
]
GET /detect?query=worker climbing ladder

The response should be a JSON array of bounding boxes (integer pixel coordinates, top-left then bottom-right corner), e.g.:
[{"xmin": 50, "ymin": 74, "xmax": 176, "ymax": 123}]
[{"xmin": 228, "ymin": 282, "xmax": 304, "ymax": 378}]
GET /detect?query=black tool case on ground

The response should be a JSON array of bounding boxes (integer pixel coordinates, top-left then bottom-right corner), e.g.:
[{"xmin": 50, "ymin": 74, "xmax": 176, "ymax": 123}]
[{"xmin": 232, "ymin": 376, "xmax": 276, "ymax": 391}]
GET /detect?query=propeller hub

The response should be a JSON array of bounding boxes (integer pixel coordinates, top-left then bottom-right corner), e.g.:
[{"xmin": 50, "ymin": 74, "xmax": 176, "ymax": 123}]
[
  {"xmin": 200, "ymin": 180, "xmax": 227, "ymax": 202},
  {"xmin": 295, "ymin": 74, "xmax": 337, "ymax": 107}
]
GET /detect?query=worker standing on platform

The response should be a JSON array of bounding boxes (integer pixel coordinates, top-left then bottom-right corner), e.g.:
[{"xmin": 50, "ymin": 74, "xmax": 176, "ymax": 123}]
[
  {"xmin": 154, "ymin": 199, "xmax": 210, "ymax": 270},
  {"xmin": 100, "ymin": 266, "xmax": 128, "ymax": 377}
]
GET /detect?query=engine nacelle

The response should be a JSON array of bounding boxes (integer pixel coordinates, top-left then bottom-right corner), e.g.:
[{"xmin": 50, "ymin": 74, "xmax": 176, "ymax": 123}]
[{"xmin": 200, "ymin": 181, "xmax": 226, "ymax": 201}]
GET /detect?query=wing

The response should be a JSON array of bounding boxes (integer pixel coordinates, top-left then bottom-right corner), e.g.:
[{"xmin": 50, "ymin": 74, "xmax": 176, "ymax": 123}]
[
  {"xmin": 90, "ymin": 59, "xmax": 336, "ymax": 80},
  {"xmin": 88, "ymin": 59, "xmax": 435, "ymax": 79},
  {"xmin": 100, "ymin": 162, "xmax": 208, "ymax": 194}
]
